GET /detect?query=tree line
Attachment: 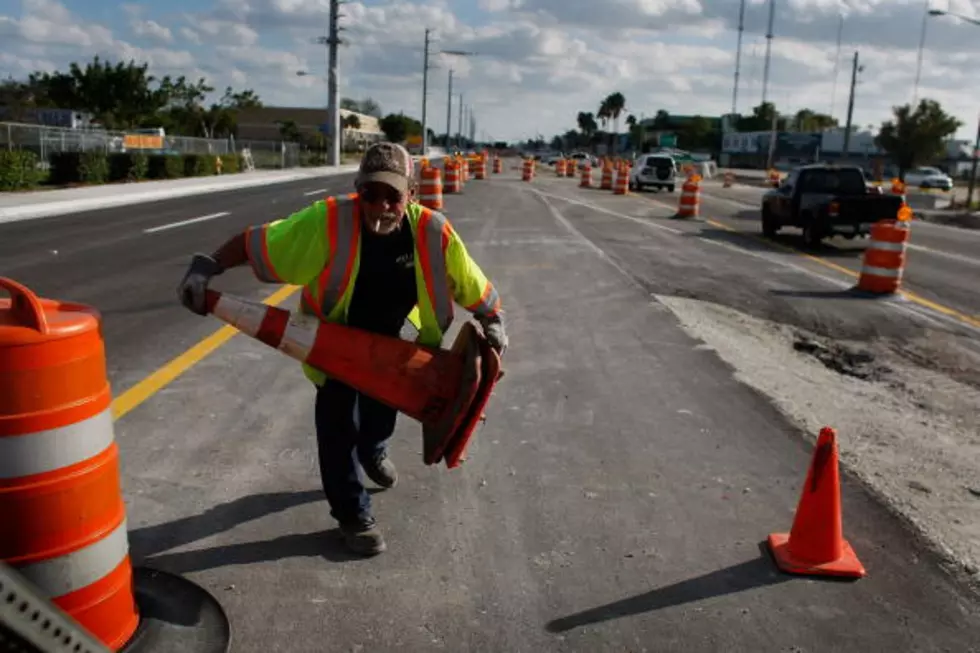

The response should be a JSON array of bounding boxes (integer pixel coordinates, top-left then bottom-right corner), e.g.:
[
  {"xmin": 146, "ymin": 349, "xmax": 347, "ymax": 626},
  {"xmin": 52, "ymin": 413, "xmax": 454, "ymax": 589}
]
[
  {"xmin": 0, "ymin": 56, "xmax": 264, "ymax": 138},
  {"xmin": 530, "ymin": 89, "xmax": 965, "ymax": 176}
]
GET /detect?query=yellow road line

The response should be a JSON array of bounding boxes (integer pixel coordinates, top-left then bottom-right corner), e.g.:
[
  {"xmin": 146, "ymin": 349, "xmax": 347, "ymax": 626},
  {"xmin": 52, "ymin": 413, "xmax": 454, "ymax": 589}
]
[
  {"xmin": 110, "ymin": 284, "xmax": 300, "ymax": 421},
  {"xmin": 702, "ymin": 218, "xmax": 980, "ymax": 330}
]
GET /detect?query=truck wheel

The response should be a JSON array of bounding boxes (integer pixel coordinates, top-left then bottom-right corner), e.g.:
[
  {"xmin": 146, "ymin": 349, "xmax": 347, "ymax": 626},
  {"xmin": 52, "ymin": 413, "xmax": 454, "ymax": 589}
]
[
  {"xmin": 761, "ymin": 208, "xmax": 778, "ymax": 238},
  {"xmin": 802, "ymin": 224, "xmax": 822, "ymax": 248}
]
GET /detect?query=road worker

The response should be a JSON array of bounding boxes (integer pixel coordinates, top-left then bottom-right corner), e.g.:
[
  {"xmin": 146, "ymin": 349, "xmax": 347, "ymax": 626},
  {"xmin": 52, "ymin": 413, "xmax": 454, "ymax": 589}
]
[{"xmin": 177, "ymin": 142, "xmax": 507, "ymax": 556}]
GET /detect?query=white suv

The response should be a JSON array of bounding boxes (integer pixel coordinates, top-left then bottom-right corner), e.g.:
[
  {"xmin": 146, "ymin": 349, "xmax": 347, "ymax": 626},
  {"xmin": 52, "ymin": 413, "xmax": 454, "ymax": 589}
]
[{"xmin": 629, "ymin": 154, "xmax": 677, "ymax": 192}]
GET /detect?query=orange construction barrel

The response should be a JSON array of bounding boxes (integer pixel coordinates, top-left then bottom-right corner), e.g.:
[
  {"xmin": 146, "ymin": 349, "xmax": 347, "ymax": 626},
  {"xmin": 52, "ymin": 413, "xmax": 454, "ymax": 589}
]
[
  {"xmin": 0, "ymin": 278, "xmax": 231, "ymax": 652},
  {"xmin": 0, "ymin": 277, "xmax": 139, "ymax": 650}
]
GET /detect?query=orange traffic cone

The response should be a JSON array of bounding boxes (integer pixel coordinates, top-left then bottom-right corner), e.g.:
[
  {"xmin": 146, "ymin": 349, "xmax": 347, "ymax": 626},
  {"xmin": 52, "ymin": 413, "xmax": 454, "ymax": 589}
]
[
  {"xmin": 768, "ymin": 427, "xmax": 866, "ymax": 578},
  {"xmin": 203, "ymin": 288, "xmax": 502, "ymax": 468}
]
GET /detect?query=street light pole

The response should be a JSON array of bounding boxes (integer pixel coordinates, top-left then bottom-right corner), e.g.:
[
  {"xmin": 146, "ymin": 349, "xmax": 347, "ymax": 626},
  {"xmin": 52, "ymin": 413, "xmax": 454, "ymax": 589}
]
[
  {"xmin": 445, "ymin": 68, "xmax": 453, "ymax": 149},
  {"xmin": 928, "ymin": 7, "xmax": 980, "ymax": 208},
  {"xmin": 842, "ymin": 51, "xmax": 860, "ymax": 159},
  {"xmin": 439, "ymin": 49, "xmax": 477, "ymax": 151},
  {"xmin": 324, "ymin": 0, "xmax": 342, "ymax": 167},
  {"xmin": 458, "ymin": 94, "xmax": 464, "ymax": 149},
  {"xmin": 967, "ymin": 114, "xmax": 980, "ymax": 209},
  {"xmin": 420, "ymin": 28, "xmax": 431, "ymax": 155},
  {"xmin": 912, "ymin": 0, "xmax": 930, "ymax": 106}
]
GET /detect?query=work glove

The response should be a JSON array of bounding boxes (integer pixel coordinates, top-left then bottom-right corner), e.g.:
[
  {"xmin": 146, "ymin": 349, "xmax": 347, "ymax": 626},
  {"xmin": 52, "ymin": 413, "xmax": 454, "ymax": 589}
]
[
  {"xmin": 177, "ymin": 253, "xmax": 223, "ymax": 316},
  {"xmin": 476, "ymin": 313, "xmax": 508, "ymax": 356}
]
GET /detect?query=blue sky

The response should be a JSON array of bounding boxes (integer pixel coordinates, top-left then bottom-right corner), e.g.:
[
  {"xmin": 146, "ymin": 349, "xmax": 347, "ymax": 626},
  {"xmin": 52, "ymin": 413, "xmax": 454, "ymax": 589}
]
[{"xmin": 2, "ymin": 0, "xmax": 979, "ymax": 141}]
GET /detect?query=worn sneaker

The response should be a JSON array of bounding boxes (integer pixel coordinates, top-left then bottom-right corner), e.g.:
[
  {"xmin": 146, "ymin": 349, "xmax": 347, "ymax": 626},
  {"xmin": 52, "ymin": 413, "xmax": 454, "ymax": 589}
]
[
  {"xmin": 361, "ymin": 454, "xmax": 398, "ymax": 489},
  {"xmin": 340, "ymin": 520, "xmax": 386, "ymax": 556}
]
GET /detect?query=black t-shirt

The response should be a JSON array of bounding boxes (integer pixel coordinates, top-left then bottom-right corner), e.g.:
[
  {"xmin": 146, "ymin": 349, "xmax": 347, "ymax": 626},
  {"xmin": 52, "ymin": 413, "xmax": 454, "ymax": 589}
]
[{"xmin": 346, "ymin": 215, "xmax": 418, "ymax": 337}]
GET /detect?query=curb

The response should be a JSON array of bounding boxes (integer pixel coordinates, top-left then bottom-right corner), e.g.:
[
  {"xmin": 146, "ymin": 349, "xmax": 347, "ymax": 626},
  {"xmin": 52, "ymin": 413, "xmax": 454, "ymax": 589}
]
[{"xmin": 0, "ymin": 165, "xmax": 363, "ymax": 224}]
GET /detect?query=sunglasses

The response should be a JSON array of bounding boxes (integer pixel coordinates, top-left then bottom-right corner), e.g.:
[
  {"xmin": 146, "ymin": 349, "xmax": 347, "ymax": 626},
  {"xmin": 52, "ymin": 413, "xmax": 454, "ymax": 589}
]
[{"xmin": 360, "ymin": 184, "xmax": 405, "ymax": 205}]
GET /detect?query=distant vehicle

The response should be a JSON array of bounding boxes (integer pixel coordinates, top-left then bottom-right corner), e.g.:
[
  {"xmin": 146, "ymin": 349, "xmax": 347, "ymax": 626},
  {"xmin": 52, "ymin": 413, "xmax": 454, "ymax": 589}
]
[
  {"xmin": 629, "ymin": 153, "xmax": 677, "ymax": 192},
  {"xmin": 902, "ymin": 166, "xmax": 953, "ymax": 191},
  {"xmin": 761, "ymin": 164, "xmax": 906, "ymax": 247}
]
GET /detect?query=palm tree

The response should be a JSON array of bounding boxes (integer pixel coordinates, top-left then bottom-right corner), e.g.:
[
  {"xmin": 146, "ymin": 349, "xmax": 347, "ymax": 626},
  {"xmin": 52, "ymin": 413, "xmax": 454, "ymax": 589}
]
[{"xmin": 605, "ymin": 92, "xmax": 626, "ymax": 154}]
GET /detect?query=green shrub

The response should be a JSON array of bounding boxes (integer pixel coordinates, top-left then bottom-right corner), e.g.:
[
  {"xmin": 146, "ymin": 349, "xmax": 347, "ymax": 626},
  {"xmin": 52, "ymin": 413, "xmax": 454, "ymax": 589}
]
[
  {"xmin": 219, "ymin": 154, "xmax": 240, "ymax": 174},
  {"xmin": 108, "ymin": 152, "xmax": 149, "ymax": 182},
  {"xmin": 0, "ymin": 151, "xmax": 44, "ymax": 191},
  {"xmin": 147, "ymin": 155, "xmax": 184, "ymax": 180},
  {"xmin": 48, "ymin": 152, "xmax": 109, "ymax": 185},
  {"xmin": 181, "ymin": 154, "xmax": 217, "ymax": 177}
]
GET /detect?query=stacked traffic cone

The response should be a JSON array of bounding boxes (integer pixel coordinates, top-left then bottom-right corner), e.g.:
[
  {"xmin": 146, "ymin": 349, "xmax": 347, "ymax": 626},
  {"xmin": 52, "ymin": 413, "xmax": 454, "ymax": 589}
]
[
  {"xmin": 767, "ymin": 427, "xmax": 866, "ymax": 578},
  {"xmin": 203, "ymin": 285, "xmax": 503, "ymax": 468}
]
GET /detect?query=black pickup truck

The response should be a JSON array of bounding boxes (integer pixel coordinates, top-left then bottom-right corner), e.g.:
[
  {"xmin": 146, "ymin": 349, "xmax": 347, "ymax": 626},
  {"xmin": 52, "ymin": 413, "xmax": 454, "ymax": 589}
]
[{"xmin": 760, "ymin": 164, "xmax": 905, "ymax": 247}]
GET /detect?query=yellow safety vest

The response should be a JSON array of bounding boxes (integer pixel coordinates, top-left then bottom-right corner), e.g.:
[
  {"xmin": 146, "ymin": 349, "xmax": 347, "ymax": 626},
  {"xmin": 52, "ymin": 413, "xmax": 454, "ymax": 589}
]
[{"xmin": 245, "ymin": 193, "xmax": 500, "ymax": 386}]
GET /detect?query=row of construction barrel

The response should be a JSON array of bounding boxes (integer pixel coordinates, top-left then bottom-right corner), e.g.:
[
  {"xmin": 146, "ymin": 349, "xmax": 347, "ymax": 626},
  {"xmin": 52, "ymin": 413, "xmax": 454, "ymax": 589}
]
[
  {"xmin": 532, "ymin": 156, "xmax": 704, "ymax": 218},
  {"xmin": 417, "ymin": 152, "xmax": 505, "ymax": 210}
]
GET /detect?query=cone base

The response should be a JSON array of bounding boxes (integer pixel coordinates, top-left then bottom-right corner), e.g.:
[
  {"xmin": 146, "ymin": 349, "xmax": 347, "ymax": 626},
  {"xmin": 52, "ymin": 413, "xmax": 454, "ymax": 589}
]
[
  {"xmin": 767, "ymin": 533, "xmax": 866, "ymax": 579},
  {"xmin": 121, "ymin": 566, "xmax": 231, "ymax": 653}
]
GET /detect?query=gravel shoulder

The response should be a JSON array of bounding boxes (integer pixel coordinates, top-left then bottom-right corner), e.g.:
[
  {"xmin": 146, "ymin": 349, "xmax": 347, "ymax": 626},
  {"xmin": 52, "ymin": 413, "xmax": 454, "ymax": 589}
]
[{"xmin": 657, "ymin": 294, "xmax": 980, "ymax": 587}]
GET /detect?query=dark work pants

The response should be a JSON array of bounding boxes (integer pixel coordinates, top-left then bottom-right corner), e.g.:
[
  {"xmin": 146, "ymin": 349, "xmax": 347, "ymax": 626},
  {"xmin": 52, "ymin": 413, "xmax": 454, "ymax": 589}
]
[{"xmin": 314, "ymin": 379, "xmax": 399, "ymax": 526}]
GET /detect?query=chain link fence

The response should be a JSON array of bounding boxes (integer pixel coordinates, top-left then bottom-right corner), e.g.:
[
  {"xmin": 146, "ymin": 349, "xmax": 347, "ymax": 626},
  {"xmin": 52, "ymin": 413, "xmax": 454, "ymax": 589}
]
[{"xmin": 0, "ymin": 121, "xmax": 300, "ymax": 169}]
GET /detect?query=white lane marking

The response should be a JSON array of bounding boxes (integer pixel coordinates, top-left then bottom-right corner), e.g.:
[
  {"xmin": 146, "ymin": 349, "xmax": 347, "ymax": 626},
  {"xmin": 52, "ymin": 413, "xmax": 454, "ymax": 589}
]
[
  {"xmin": 143, "ymin": 211, "xmax": 230, "ymax": 234},
  {"xmin": 534, "ymin": 185, "xmax": 979, "ymax": 337},
  {"xmin": 303, "ymin": 188, "xmax": 328, "ymax": 196},
  {"xmin": 532, "ymin": 191, "xmax": 646, "ymax": 288},
  {"xmin": 527, "ymin": 188, "xmax": 682, "ymax": 234},
  {"xmin": 906, "ymin": 243, "xmax": 980, "ymax": 267}
]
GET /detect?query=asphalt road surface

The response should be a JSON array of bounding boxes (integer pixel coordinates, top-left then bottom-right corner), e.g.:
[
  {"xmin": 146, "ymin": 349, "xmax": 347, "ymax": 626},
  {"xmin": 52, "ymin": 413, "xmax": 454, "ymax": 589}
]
[
  {"xmin": 693, "ymin": 180, "xmax": 980, "ymax": 323},
  {"xmin": 2, "ymin": 167, "xmax": 979, "ymax": 652}
]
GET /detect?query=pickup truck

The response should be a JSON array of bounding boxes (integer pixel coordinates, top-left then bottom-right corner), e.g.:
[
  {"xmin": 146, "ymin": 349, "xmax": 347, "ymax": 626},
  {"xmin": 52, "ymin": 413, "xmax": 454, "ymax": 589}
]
[{"xmin": 760, "ymin": 164, "xmax": 905, "ymax": 247}]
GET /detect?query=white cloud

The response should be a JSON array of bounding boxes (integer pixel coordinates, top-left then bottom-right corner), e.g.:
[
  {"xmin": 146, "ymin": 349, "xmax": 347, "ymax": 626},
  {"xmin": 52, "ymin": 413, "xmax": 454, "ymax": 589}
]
[
  {"xmin": 0, "ymin": 0, "xmax": 978, "ymax": 142},
  {"xmin": 131, "ymin": 20, "xmax": 174, "ymax": 45}
]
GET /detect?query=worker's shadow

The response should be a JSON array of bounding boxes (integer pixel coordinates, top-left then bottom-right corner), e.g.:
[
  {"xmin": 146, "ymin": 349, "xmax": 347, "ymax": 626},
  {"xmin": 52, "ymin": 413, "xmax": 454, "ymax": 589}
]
[
  {"xmin": 545, "ymin": 543, "xmax": 793, "ymax": 633},
  {"xmin": 128, "ymin": 488, "xmax": 383, "ymax": 571}
]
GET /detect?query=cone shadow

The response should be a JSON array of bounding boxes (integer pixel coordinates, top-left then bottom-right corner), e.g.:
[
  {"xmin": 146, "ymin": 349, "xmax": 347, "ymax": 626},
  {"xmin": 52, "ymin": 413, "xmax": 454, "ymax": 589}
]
[{"xmin": 546, "ymin": 543, "xmax": 789, "ymax": 633}]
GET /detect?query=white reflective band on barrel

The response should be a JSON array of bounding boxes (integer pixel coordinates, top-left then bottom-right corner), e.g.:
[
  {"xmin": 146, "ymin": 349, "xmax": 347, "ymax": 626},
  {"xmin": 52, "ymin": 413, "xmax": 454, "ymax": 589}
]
[
  {"xmin": 860, "ymin": 265, "xmax": 902, "ymax": 278},
  {"xmin": 0, "ymin": 407, "xmax": 114, "ymax": 479},
  {"xmin": 16, "ymin": 518, "xmax": 128, "ymax": 599},
  {"xmin": 213, "ymin": 294, "xmax": 268, "ymax": 338},
  {"xmin": 278, "ymin": 318, "xmax": 316, "ymax": 361},
  {"xmin": 868, "ymin": 240, "xmax": 906, "ymax": 252}
]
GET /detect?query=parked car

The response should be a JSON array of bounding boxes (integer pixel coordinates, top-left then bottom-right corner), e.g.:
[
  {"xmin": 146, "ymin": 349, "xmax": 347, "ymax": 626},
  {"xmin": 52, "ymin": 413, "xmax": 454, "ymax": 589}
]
[
  {"xmin": 628, "ymin": 153, "xmax": 677, "ymax": 192},
  {"xmin": 761, "ymin": 164, "xmax": 905, "ymax": 247},
  {"xmin": 903, "ymin": 166, "xmax": 953, "ymax": 190}
]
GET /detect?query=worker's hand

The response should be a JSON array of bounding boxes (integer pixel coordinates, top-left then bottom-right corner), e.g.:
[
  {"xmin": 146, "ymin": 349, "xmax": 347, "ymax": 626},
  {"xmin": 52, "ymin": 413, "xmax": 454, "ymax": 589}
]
[
  {"xmin": 477, "ymin": 314, "xmax": 508, "ymax": 356},
  {"xmin": 177, "ymin": 253, "xmax": 223, "ymax": 316}
]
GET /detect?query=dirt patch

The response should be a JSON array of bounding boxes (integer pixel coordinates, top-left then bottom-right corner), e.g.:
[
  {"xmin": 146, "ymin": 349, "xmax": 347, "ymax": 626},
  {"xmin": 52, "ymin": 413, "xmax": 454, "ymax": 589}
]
[
  {"xmin": 655, "ymin": 294, "xmax": 980, "ymax": 589},
  {"xmin": 792, "ymin": 336, "xmax": 889, "ymax": 381}
]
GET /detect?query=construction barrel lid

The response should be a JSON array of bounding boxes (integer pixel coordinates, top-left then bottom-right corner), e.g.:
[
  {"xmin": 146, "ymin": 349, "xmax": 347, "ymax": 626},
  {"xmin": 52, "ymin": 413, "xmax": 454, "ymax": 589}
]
[{"xmin": 0, "ymin": 277, "xmax": 101, "ymax": 348}]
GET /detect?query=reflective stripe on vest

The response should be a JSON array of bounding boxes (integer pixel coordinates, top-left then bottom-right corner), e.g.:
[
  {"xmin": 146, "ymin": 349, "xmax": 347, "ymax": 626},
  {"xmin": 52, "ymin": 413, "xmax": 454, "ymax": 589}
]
[
  {"xmin": 301, "ymin": 197, "xmax": 455, "ymax": 334},
  {"xmin": 465, "ymin": 282, "xmax": 501, "ymax": 318},
  {"xmin": 416, "ymin": 207, "xmax": 454, "ymax": 332},
  {"xmin": 302, "ymin": 194, "xmax": 361, "ymax": 319}
]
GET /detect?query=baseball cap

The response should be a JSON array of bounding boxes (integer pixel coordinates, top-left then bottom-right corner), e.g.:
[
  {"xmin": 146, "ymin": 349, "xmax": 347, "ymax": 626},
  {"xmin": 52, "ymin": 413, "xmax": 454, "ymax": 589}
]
[{"xmin": 356, "ymin": 142, "xmax": 415, "ymax": 194}]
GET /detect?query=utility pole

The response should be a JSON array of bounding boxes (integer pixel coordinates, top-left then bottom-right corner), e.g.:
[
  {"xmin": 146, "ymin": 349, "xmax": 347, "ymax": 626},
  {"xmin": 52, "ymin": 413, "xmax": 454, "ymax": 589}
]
[
  {"xmin": 830, "ymin": 11, "xmax": 843, "ymax": 118},
  {"xmin": 420, "ymin": 28, "xmax": 431, "ymax": 155},
  {"xmin": 967, "ymin": 112, "xmax": 980, "ymax": 210},
  {"xmin": 458, "ymin": 94, "xmax": 464, "ymax": 149},
  {"xmin": 842, "ymin": 50, "xmax": 859, "ymax": 159},
  {"xmin": 731, "ymin": 0, "xmax": 746, "ymax": 118},
  {"xmin": 445, "ymin": 68, "xmax": 453, "ymax": 150},
  {"xmin": 761, "ymin": 0, "xmax": 775, "ymax": 105},
  {"xmin": 325, "ymin": 0, "xmax": 343, "ymax": 167}
]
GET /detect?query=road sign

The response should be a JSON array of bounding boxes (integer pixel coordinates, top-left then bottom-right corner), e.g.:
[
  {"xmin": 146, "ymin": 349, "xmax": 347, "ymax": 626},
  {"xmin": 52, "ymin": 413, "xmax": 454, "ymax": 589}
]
[{"xmin": 659, "ymin": 134, "xmax": 677, "ymax": 148}]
